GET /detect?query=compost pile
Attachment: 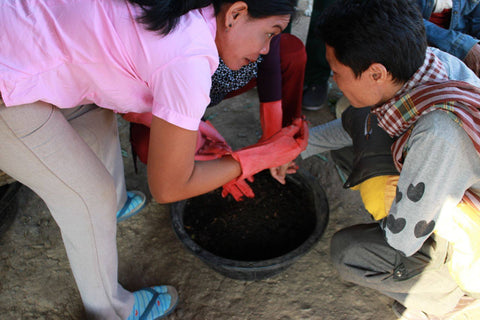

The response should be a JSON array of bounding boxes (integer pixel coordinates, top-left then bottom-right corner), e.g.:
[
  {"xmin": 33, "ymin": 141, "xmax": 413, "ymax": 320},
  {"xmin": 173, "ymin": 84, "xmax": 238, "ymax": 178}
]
[{"xmin": 183, "ymin": 170, "xmax": 316, "ymax": 261}]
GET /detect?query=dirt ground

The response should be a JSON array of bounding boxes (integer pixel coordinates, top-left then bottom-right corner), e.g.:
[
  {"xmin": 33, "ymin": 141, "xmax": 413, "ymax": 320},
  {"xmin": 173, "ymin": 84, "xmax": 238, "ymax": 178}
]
[{"xmin": 0, "ymin": 3, "xmax": 398, "ymax": 319}]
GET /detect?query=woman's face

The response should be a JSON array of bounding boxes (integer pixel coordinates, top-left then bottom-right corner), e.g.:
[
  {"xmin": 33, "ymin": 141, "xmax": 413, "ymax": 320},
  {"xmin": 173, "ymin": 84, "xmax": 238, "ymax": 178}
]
[{"xmin": 216, "ymin": 3, "xmax": 290, "ymax": 70}]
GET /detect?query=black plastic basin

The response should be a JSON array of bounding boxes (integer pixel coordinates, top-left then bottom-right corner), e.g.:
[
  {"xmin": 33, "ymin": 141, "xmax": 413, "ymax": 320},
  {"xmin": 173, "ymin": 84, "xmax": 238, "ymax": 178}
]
[{"xmin": 170, "ymin": 170, "xmax": 329, "ymax": 281}]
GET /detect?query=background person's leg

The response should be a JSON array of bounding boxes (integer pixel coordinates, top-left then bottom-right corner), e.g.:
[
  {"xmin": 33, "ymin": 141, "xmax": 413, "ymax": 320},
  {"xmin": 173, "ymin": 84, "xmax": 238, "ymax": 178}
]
[
  {"xmin": 279, "ymin": 33, "xmax": 307, "ymax": 126},
  {"xmin": 231, "ymin": 34, "xmax": 307, "ymax": 127},
  {"xmin": 330, "ymin": 223, "xmax": 464, "ymax": 316},
  {"xmin": 0, "ymin": 101, "xmax": 133, "ymax": 319},
  {"xmin": 303, "ymin": 0, "xmax": 336, "ymax": 110}
]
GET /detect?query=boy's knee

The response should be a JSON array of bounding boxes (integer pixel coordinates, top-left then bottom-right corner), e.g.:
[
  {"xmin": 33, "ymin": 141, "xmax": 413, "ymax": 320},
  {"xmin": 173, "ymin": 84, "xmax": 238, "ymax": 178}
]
[
  {"xmin": 330, "ymin": 224, "xmax": 379, "ymax": 271},
  {"xmin": 330, "ymin": 227, "xmax": 356, "ymax": 269}
]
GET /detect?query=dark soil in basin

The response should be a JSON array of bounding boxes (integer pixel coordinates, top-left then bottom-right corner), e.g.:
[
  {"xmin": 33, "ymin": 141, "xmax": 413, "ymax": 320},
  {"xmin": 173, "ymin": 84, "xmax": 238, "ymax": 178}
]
[{"xmin": 182, "ymin": 170, "xmax": 317, "ymax": 261}]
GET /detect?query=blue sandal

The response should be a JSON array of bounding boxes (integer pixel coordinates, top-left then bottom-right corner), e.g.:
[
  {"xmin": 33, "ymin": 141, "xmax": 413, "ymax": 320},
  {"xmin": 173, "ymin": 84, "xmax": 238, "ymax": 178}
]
[
  {"xmin": 127, "ymin": 286, "xmax": 178, "ymax": 320},
  {"xmin": 117, "ymin": 190, "xmax": 146, "ymax": 222}
]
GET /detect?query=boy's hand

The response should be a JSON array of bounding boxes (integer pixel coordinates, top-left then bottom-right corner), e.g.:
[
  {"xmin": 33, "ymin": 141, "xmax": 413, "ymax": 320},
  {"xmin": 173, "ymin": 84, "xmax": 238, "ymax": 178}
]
[{"xmin": 270, "ymin": 161, "xmax": 298, "ymax": 184}]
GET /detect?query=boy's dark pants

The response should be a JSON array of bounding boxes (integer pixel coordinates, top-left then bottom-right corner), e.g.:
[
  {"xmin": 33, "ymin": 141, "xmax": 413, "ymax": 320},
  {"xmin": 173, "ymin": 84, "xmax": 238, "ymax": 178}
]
[{"xmin": 330, "ymin": 223, "xmax": 465, "ymax": 315}]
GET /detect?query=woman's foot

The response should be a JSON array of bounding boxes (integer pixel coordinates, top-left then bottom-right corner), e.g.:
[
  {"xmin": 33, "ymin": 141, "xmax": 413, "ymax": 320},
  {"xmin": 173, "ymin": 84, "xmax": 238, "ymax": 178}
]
[
  {"xmin": 127, "ymin": 286, "xmax": 178, "ymax": 320},
  {"xmin": 117, "ymin": 190, "xmax": 146, "ymax": 222}
]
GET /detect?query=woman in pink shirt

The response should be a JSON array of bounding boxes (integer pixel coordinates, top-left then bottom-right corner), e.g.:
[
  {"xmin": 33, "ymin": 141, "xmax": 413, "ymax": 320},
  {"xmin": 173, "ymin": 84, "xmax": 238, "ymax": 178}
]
[{"xmin": 0, "ymin": 0, "xmax": 307, "ymax": 319}]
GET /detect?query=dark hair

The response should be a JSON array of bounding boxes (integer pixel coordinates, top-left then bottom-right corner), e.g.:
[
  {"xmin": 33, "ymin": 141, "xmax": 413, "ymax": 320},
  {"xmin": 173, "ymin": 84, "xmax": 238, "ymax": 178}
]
[
  {"xmin": 317, "ymin": 0, "xmax": 426, "ymax": 83},
  {"xmin": 128, "ymin": 0, "xmax": 298, "ymax": 35}
]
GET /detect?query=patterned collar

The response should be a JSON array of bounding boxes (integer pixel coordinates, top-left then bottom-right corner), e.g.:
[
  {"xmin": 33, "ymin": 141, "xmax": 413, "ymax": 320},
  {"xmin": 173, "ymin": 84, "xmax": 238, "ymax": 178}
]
[
  {"xmin": 369, "ymin": 49, "xmax": 480, "ymax": 209},
  {"xmin": 371, "ymin": 47, "xmax": 449, "ymax": 131},
  {"xmin": 208, "ymin": 56, "xmax": 262, "ymax": 107}
]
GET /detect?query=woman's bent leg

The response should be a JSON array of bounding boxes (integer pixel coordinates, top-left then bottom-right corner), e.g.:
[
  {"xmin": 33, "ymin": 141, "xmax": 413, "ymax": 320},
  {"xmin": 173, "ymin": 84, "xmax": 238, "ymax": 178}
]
[
  {"xmin": 0, "ymin": 101, "xmax": 133, "ymax": 319},
  {"xmin": 60, "ymin": 105, "xmax": 127, "ymax": 212}
]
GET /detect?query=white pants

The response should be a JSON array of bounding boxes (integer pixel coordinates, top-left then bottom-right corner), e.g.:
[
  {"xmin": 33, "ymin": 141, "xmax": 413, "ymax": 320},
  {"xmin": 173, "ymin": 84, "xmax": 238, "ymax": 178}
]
[{"xmin": 0, "ymin": 100, "xmax": 133, "ymax": 319}]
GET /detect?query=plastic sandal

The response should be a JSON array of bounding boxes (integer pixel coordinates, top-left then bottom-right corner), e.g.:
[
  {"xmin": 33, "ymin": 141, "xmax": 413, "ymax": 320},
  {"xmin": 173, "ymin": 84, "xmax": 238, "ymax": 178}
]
[
  {"xmin": 127, "ymin": 286, "xmax": 178, "ymax": 320},
  {"xmin": 117, "ymin": 190, "xmax": 146, "ymax": 222}
]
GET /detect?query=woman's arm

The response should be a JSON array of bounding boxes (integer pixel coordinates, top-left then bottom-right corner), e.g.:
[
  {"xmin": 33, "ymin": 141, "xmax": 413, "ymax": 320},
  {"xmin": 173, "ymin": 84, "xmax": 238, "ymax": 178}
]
[{"xmin": 147, "ymin": 116, "xmax": 241, "ymax": 203}]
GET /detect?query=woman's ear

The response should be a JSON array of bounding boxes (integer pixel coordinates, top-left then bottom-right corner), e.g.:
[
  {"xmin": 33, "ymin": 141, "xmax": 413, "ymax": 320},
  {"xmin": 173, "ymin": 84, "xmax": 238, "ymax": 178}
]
[
  {"xmin": 368, "ymin": 63, "xmax": 389, "ymax": 83},
  {"xmin": 224, "ymin": 1, "xmax": 248, "ymax": 28}
]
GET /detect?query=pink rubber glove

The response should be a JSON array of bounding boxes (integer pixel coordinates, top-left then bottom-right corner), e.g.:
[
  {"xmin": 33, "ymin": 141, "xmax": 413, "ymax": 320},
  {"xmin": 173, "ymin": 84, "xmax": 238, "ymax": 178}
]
[
  {"xmin": 195, "ymin": 121, "xmax": 232, "ymax": 160},
  {"xmin": 259, "ymin": 100, "xmax": 283, "ymax": 141},
  {"xmin": 221, "ymin": 176, "xmax": 255, "ymax": 201},
  {"xmin": 230, "ymin": 117, "xmax": 308, "ymax": 181}
]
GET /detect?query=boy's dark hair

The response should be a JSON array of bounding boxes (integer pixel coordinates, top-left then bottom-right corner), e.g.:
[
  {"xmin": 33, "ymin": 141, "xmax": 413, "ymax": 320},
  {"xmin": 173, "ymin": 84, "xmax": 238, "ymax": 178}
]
[
  {"xmin": 318, "ymin": 0, "xmax": 427, "ymax": 83},
  {"xmin": 128, "ymin": 0, "xmax": 297, "ymax": 36}
]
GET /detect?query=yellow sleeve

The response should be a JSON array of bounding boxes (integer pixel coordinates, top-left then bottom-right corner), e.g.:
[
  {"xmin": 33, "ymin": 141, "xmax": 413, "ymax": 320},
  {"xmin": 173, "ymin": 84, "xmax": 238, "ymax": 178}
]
[{"xmin": 351, "ymin": 175, "xmax": 399, "ymax": 220}]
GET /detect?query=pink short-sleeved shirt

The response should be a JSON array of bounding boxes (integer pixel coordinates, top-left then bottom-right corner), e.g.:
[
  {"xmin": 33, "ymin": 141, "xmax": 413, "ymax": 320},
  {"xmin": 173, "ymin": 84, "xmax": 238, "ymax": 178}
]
[{"xmin": 0, "ymin": 0, "xmax": 219, "ymax": 130}]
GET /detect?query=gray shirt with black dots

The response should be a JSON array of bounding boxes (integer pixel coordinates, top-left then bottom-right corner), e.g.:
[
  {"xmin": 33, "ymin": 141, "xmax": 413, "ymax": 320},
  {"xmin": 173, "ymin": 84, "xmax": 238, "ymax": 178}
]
[{"xmin": 382, "ymin": 110, "xmax": 480, "ymax": 256}]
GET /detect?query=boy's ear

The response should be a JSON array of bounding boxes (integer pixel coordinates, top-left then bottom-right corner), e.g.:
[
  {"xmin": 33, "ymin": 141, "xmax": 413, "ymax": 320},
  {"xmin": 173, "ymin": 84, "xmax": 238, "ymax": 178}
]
[
  {"xmin": 224, "ymin": 1, "xmax": 248, "ymax": 28},
  {"xmin": 368, "ymin": 63, "xmax": 389, "ymax": 82}
]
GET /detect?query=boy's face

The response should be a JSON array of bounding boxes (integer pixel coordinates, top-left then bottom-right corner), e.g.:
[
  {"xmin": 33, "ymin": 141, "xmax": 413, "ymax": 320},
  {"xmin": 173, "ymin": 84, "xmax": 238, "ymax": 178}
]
[{"xmin": 326, "ymin": 45, "xmax": 384, "ymax": 108}]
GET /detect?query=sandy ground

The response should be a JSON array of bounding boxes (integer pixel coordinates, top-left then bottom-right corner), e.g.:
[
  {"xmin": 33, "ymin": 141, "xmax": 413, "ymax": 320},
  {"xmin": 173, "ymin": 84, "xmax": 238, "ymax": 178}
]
[{"xmin": 0, "ymin": 3, "xmax": 398, "ymax": 319}]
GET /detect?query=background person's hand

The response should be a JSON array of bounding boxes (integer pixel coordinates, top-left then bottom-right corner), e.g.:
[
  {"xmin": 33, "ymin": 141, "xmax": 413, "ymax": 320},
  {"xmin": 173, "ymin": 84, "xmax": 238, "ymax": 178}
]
[{"xmin": 464, "ymin": 43, "xmax": 480, "ymax": 76}]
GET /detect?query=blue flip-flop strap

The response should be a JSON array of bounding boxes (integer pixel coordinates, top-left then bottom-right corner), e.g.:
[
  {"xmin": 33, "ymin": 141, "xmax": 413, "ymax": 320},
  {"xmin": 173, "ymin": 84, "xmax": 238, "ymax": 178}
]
[
  {"xmin": 117, "ymin": 193, "xmax": 134, "ymax": 217},
  {"xmin": 139, "ymin": 287, "xmax": 160, "ymax": 320}
]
